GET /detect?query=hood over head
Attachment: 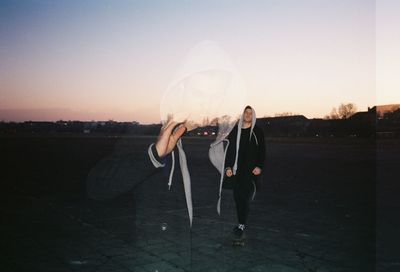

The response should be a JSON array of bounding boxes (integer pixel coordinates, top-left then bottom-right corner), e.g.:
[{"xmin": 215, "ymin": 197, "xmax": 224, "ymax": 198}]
[{"xmin": 160, "ymin": 40, "xmax": 246, "ymax": 132}]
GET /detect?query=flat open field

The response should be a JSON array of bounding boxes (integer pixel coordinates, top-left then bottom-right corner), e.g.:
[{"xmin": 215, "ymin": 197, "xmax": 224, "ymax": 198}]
[{"xmin": 0, "ymin": 134, "xmax": 398, "ymax": 272}]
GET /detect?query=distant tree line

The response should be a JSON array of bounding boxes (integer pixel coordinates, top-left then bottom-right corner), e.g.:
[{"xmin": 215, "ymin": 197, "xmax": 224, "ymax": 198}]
[
  {"xmin": 258, "ymin": 104, "xmax": 399, "ymax": 138},
  {"xmin": 324, "ymin": 103, "xmax": 358, "ymax": 120},
  {"xmin": 0, "ymin": 120, "xmax": 162, "ymax": 136}
]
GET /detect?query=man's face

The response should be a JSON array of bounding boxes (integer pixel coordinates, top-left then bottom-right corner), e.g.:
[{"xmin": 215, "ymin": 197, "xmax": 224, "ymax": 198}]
[{"xmin": 243, "ymin": 108, "xmax": 253, "ymax": 122}]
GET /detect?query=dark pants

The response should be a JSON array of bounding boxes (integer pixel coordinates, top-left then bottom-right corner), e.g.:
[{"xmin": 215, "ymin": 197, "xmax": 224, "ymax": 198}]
[{"xmin": 233, "ymin": 173, "xmax": 256, "ymax": 225}]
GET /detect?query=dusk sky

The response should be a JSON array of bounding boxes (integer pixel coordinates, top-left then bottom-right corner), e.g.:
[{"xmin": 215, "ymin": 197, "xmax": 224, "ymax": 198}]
[{"xmin": 0, "ymin": 0, "xmax": 398, "ymax": 123}]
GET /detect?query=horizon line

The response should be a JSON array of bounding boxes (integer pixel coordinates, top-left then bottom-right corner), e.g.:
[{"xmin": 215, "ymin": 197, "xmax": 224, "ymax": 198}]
[{"xmin": 1, "ymin": 103, "xmax": 399, "ymax": 124}]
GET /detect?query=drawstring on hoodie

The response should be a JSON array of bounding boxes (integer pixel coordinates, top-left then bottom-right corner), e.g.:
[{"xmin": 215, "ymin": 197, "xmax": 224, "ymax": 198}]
[
  {"xmin": 216, "ymin": 139, "xmax": 230, "ymax": 215},
  {"xmin": 251, "ymin": 180, "xmax": 257, "ymax": 201},
  {"xmin": 172, "ymin": 138, "xmax": 193, "ymax": 227},
  {"xmin": 253, "ymin": 131, "xmax": 258, "ymax": 145},
  {"xmin": 168, "ymin": 150, "xmax": 175, "ymax": 190}
]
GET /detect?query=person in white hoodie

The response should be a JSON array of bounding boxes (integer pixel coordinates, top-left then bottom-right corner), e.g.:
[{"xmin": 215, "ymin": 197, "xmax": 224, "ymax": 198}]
[
  {"xmin": 224, "ymin": 105, "xmax": 266, "ymax": 239},
  {"xmin": 87, "ymin": 41, "xmax": 249, "ymax": 229}
]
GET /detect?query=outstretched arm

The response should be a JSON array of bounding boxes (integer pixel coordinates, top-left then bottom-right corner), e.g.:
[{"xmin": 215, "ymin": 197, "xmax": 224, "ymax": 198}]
[{"xmin": 86, "ymin": 121, "xmax": 186, "ymax": 201}]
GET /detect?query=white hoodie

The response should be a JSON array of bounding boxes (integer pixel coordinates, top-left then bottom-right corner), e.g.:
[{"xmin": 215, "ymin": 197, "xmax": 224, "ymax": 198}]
[{"xmin": 160, "ymin": 40, "xmax": 247, "ymax": 227}]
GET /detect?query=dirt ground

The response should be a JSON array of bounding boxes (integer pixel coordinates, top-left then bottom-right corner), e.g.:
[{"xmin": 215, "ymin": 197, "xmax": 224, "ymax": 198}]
[{"xmin": 0, "ymin": 134, "xmax": 398, "ymax": 271}]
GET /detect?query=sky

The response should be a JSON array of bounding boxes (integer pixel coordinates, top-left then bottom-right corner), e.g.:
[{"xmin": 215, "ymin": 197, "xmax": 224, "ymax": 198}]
[{"xmin": 0, "ymin": 0, "xmax": 397, "ymax": 123}]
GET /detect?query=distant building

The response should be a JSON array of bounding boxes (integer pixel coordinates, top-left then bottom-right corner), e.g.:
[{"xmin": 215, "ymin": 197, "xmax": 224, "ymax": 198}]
[
  {"xmin": 257, "ymin": 115, "xmax": 310, "ymax": 137},
  {"xmin": 369, "ymin": 104, "xmax": 400, "ymax": 119},
  {"xmin": 371, "ymin": 104, "xmax": 400, "ymax": 138}
]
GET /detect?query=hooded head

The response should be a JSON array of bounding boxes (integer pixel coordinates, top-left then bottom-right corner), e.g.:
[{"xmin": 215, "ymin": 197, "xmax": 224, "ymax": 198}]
[
  {"xmin": 160, "ymin": 40, "xmax": 246, "ymax": 132},
  {"xmin": 240, "ymin": 105, "xmax": 257, "ymax": 133},
  {"xmin": 241, "ymin": 105, "xmax": 257, "ymax": 136},
  {"xmin": 243, "ymin": 105, "xmax": 254, "ymax": 123}
]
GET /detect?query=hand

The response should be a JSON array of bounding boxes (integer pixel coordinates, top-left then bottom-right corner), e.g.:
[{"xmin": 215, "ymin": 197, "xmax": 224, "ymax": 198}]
[
  {"xmin": 252, "ymin": 167, "xmax": 262, "ymax": 176},
  {"xmin": 226, "ymin": 167, "xmax": 233, "ymax": 177},
  {"xmin": 155, "ymin": 120, "xmax": 187, "ymax": 158}
]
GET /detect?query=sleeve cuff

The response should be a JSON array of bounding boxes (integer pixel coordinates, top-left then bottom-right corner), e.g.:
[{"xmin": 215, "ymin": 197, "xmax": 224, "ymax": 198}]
[{"xmin": 148, "ymin": 143, "xmax": 166, "ymax": 168}]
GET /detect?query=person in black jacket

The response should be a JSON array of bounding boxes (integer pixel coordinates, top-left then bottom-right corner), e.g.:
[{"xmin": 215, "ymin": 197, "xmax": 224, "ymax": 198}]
[{"xmin": 225, "ymin": 105, "xmax": 266, "ymax": 239}]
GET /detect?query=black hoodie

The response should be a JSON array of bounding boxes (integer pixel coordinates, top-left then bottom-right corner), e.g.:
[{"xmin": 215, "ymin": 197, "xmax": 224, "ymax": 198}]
[{"xmin": 225, "ymin": 124, "xmax": 266, "ymax": 190}]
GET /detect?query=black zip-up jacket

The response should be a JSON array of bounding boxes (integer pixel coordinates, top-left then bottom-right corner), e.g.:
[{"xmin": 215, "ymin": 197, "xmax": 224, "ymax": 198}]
[
  {"xmin": 86, "ymin": 142, "xmax": 166, "ymax": 201},
  {"xmin": 225, "ymin": 124, "xmax": 266, "ymax": 189}
]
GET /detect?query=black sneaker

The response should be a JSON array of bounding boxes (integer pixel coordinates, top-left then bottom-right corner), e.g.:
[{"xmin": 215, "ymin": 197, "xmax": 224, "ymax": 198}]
[{"xmin": 232, "ymin": 226, "xmax": 244, "ymax": 239}]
